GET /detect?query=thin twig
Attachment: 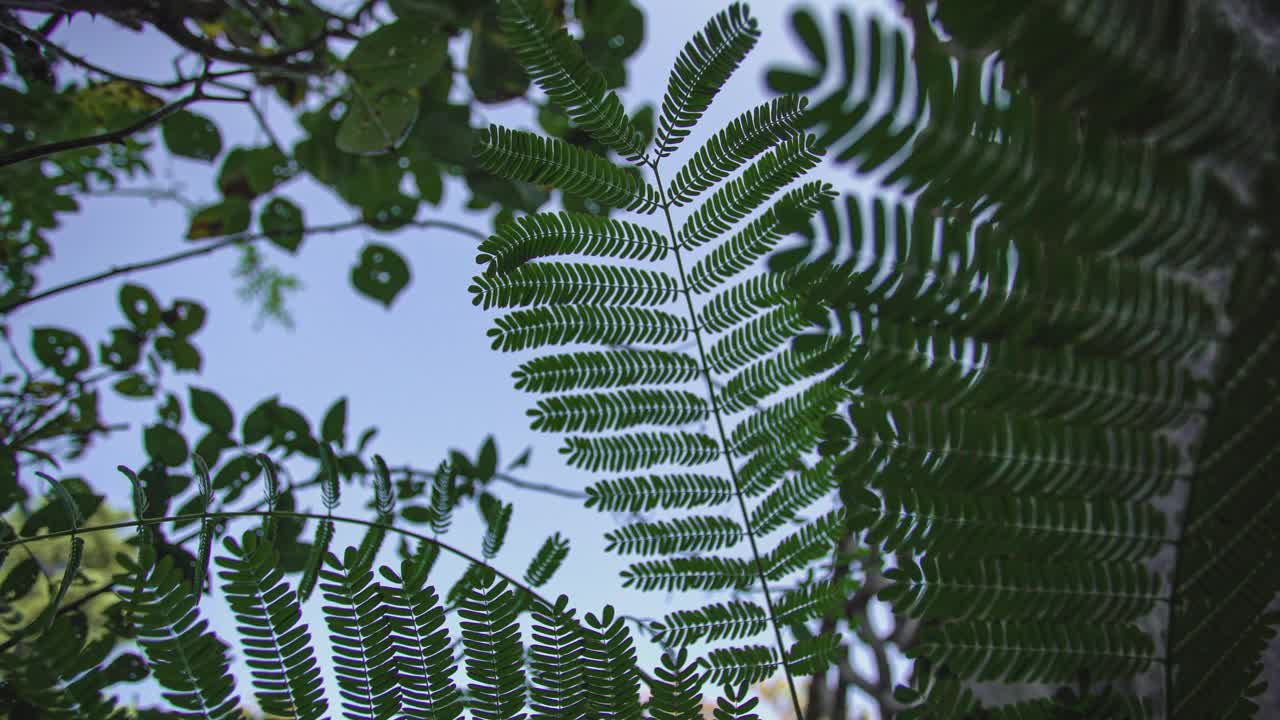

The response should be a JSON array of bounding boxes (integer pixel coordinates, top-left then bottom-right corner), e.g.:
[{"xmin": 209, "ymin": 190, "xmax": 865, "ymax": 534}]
[
  {"xmin": 0, "ymin": 88, "xmax": 245, "ymax": 169},
  {"xmin": 0, "ymin": 217, "xmax": 486, "ymax": 315}
]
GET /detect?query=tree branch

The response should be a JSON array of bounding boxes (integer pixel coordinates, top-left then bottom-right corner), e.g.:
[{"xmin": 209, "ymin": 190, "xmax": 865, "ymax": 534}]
[
  {"xmin": 0, "ymin": 217, "xmax": 486, "ymax": 315},
  {"xmin": 0, "ymin": 88, "xmax": 245, "ymax": 169}
]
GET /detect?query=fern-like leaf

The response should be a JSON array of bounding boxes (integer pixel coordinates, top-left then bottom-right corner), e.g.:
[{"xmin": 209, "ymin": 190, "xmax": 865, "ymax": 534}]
[
  {"xmin": 500, "ymin": 0, "xmax": 647, "ymax": 162},
  {"xmin": 378, "ymin": 563, "xmax": 464, "ymax": 720},
  {"xmin": 606, "ymin": 515, "xmax": 744, "ymax": 556},
  {"xmin": 581, "ymin": 606, "xmax": 642, "ymax": 720},
  {"xmin": 654, "ymin": 2, "xmax": 760, "ymax": 158},
  {"xmin": 318, "ymin": 547, "xmax": 402, "ymax": 720},
  {"xmin": 561, "ymin": 431, "xmax": 720, "ymax": 472},
  {"xmin": 651, "ymin": 600, "xmax": 769, "ymax": 647},
  {"xmin": 477, "ymin": 212, "xmax": 669, "ymax": 275},
  {"xmin": 458, "ymin": 573, "xmax": 527, "ymax": 720},
  {"xmin": 524, "ymin": 533, "xmax": 570, "ymax": 588},
  {"xmin": 702, "ymin": 645, "xmax": 777, "ymax": 687},
  {"xmin": 530, "ymin": 389, "xmax": 708, "ymax": 433},
  {"xmin": 471, "ymin": 263, "xmax": 679, "ymax": 309},
  {"xmin": 476, "ymin": 125, "xmax": 659, "ymax": 213},
  {"xmin": 584, "ymin": 473, "xmax": 735, "ymax": 512},
  {"xmin": 649, "ymin": 649, "xmax": 705, "ymax": 720},
  {"xmin": 668, "ymin": 96, "xmax": 809, "ymax": 205},
  {"xmin": 514, "ymin": 349, "xmax": 700, "ymax": 393},
  {"xmin": 621, "ymin": 556, "xmax": 755, "ymax": 592},
  {"xmin": 679, "ymin": 135, "xmax": 823, "ymax": 249},
  {"xmin": 528, "ymin": 595, "xmax": 588, "ymax": 720},
  {"xmin": 217, "ymin": 531, "xmax": 328, "ymax": 720},
  {"xmin": 116, "ymin": 548, "xmax": 242, "ymax": 719},
  {"xmin": 488, "ymin": 305, "xmax": 689, "ymax": 352}
]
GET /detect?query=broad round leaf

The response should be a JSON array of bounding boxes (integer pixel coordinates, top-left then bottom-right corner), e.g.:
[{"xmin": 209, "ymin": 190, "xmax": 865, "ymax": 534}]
[
  {"xmin": 119, "ymin": 283, "xmax": 160, "ymax": 330},
  {"xmin": 31, "ymin": 327, "xmax": 89, "ymax": 379},
  {"xmin": 345, "ymin": 22, "xmax": 449, "ymax": 92},
  {"xmin": 336, "ymin": 92, "xmax": 419, "ymax": 155},
  {"xmin": 161, "ymin": 110, "xmax": 222, "ymax": 161},
  {"xmin": 260, "ymin": 197, "xmax": 305, "ymax": 253},
  {"xmin": 154, "ymin": 334, "xmax": 202, "ymax": 372},
  {"xmin": 144, "ymin": 424, "xmax": 189, "ymax": 467},
  {"xmin": 350, "ymin": 243, "xmax": 410, "ymax": 308}
]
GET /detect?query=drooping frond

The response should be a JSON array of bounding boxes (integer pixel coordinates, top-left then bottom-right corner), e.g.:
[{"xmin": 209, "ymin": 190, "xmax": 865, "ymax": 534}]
[
  {"xmin": 499, "ymin": 0, "xmax": 647, "ymax": 161},
  {"xmin": 679, "ymin": 135, "xmax": 824, "ymax": 249},
  {"xmin": 760, "ymin": 510, "xmax": 844, "ymax": 579},
  {"xmin": 528, "ymin": 596, "xmax": 589, "ymax": 720},
  {"xmin": 514, "ymin": 350, "xmax": 700, "ymax": 393},
  {"xmin": 476, "ymin": 212, "xmax": 670, "ymax": 275},
  {"xmin": 668, "ymin": 96, "xmax": 808, "ymax": 205},
  {"xmin": 378, "ymin": 564, "xmax": 463, "ymax": 720},
  {"xmin": 649, "ymin": 650, "xmax": 705, "ymax": 720},
  {"xmin": 773, "ymin": 577, "xmax": 850, "ymax": 628},
  {"xmin": 786, "ymin": 634, "xmax": 842, "ymax": 676},
  {"xmin": 651, "ymin": 600, "xmax": 768, "ymax": 647},
  {"xmin": 476, "ymin": 125, "xmax": 659, "ymax": 213},
  {"xmin": 458, "ymin": 574, "xmax": 527, "ymax": 720},
  {"xmin": 561, "ymin": 431, "xmax": 721, "ymax": 472},
  {"xmin": 487, "ymin": 306, "xmax": 688, "ymax": 352},
  {"xmin": 605, "ymin": 515, "xmax": 743, "ymax": 555},
  {"xmin": 717, "ymin": 339, "xmax": 849, "ymax": 414},
  {"xmin": 584, "ymin": 473, "xmax": 735, "ymax": 513},
  {"xmin": 318, "ymin": 547, "xmax": 402, "ymax": 720},
  {"xmin": 216, "ymin": 532, "xmax": 328, "ymax": 720},
  {"xmin": 524, "ymin": 533, "xmax": 570, "ymax": 588},
  {"xmin": 116, "ymin": 549, "xmax": 242, "ymax": 719},
  {"xmin": 471, "ymin": 263, "xmax": 680, "ymax": 309},
  {"xmin": 654, "ymin": 3, "xmax": 760, "ymax": 159},
  {"xmin": 530, "ymin": 389, "xmax": 708, "ymax": 433},
  {"xmin": 580, "ymin": 606, "xmax": 643, "ymax": 720}
]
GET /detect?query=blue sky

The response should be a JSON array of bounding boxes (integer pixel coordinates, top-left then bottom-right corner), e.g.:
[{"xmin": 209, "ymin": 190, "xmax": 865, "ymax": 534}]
[{"xmin": 9, "ymin": 0, "xmax": 903, "ymax": 716}]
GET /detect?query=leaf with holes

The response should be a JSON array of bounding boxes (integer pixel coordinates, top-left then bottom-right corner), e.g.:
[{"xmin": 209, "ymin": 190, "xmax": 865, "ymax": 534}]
[
  {"xmin": 32, "ymin": 327, "xmax": 89, "ymax": 379},
  {"xmin": 351, "ymin": 243, "xmax": 411, "ymax": 308},
  {"xmin": 260, "ymin": 197, "xmax": 305, "ymax": 253},
  {"xmin": 119, "ymin": 283, "xmax": 160, "ymax": 330}
]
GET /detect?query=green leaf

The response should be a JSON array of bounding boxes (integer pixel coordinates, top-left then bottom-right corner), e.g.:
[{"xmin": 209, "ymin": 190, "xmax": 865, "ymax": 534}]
[
  {"xmin": 31, "ymin": 327, "xmax": 89, "ymax": 379},
  {"xmin": 113, "ymin": 373, "xmax": 155, "ymax": 398},
  {"xmin": 119, "ymin": 283, "xmax": 161, "ymax": 330},
  {"xmin": 350, "ymin": 243, "xmax": 411, "ymax": 308},
  {"xmin": 154, "ymin": 334, "xmax": 202, "ymax": 372},
  {"xmin": 337, "ymin": 92, "xmax": 420, "ymax": 155},
  {"xmin": 345, "ymin": 22, "xmax": 449, "ymax": 92},
  {"xmin": 186, "ymin": 198, "xmax": 252, "ymax": 240},
  {"xmin": 99, "ymin": 327, "xmax": 141, "ymax": 370},
  {"xmin": 189, "ymin": 386, "xmax": 234, "ymax": 434},
  {"xmin": 218, "ymin": 145, "xmax": 292, "ymax": 199},
  {"xmin": 162, "ymin": 110, "xmax": 222, "ymax": 161},
  {"xmin": 260, "ymin": 197, "xmax": 305, "ymax": 253},
  {"xmin": 164, "ymin": 299, "xmax": 206, "ymax": 336},
  {"xmin": 144, "ymin": 424, "xmax": 189, "ymax": 467},
  {"xmin": 321, "ymin": 397, "xmax": 348, "ymax": 447}
]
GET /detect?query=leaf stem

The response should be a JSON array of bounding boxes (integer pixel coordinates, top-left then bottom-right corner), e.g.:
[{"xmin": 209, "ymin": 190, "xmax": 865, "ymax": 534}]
[{"xmin": 647, "ymin": 159, "xmax": 806, "ymax": 720}]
